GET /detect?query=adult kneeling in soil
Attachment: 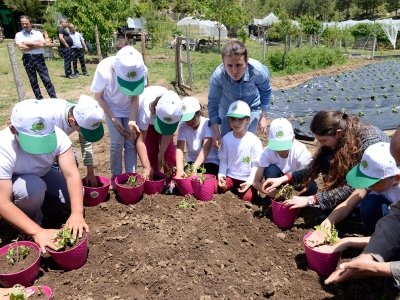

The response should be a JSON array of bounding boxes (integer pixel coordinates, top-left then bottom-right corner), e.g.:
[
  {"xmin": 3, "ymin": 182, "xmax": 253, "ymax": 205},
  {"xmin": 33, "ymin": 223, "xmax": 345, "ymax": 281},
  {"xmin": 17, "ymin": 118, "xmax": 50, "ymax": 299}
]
[
  {"xmin": 208, "ymin": 40, "xmax": 272, "ymax": 150},
  {"xmin": 263, "ymin": 110, "xmax": 389, "ymax": 213},
  {"xmin": 0, "ymin": 100, "xmax": 89, "ymax": 253}
]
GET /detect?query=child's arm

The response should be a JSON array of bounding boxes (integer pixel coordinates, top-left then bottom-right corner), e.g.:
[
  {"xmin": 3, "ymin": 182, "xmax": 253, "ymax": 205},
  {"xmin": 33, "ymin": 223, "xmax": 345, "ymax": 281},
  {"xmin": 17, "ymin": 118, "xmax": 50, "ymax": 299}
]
[
  {"xmin": 253, "ymin": 167, "xmax": 265, "ymax": 193},
  {"xmin": 95, "ymin": 92, "xmax": 127, "ymax": 138},
  {"xmin": 176, "ymin": 140, "xmax": 186, "ymax": 178},
  {"xmin": 193, "ymin": 137, "xmax": 212, "ymax": 171},
  {"xmin": 315, "ymin": 237, "xmax": 371, "ymax": 253},
  {"xmin": 136, "ymin": 129, "xmax": 153, "ymax": 179},
  {"xmin": 218, "ymin": 138, "xmax": 228, "ymax": 188},
  {"xmin": 126, "ymin": 95, "xmax": 140, "ymax": 140},
  {"xmin": 159, "ymin": 135, "xmax": 174, "ymax": 167}
]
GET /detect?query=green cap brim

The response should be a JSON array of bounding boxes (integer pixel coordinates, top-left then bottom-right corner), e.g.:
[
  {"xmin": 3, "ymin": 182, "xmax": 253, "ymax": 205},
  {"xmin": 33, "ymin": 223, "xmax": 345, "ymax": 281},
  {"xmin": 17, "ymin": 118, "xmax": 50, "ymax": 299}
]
[
  {"xmin": 180, "ymin": 112, "xmax": 196, "ymax": 122},
  {"xmin": 19, "ymin": 131, "xmax": 57, "ymax": 154},
  {"xmin": 154, "ymin": 116, "xmax": 179, "ymax": 135},
  {"xmin": 346, "ymin": 164, "xmax": 380, "ymax": 189},
  {"xmin": 226, "ymin": 113, "xmax": 247, "ymax": 118},
  {"xmin": 80, "ymin": 123, "xmax": 104, "ymax": 142},
  {"xmin": 268, "ymin": 139, "xmax": 293, "ymax": 151},
  {"xmin": 117, "ymin": 76, "xmax": 145, "ymax": 96}
]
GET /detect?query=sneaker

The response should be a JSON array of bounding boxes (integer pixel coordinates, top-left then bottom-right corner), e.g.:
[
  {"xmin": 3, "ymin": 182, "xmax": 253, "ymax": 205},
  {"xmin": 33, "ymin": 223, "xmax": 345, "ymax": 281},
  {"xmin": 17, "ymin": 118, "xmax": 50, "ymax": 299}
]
[
  {"xmin": 74, "ymin": 72, "xmax": 80, "ymax": 77},
  {"xmin": 110, "ymin": 175, "xmax": 117, "ymax": 190},
  {"xmin": 83, "ymin": 72, "xmax": 89, "ymax": 76},
  {"xmin": 67, "ymin": 75, "xmax": 76, "ymax": 79}
]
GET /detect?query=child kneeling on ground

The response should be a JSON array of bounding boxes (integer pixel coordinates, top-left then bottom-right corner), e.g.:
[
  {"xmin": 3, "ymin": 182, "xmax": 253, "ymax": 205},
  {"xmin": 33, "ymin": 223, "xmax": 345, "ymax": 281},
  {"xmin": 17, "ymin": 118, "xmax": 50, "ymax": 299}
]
[{"xmin": 218, "ymin": 101, "xmax": 263, "ymax": 202}]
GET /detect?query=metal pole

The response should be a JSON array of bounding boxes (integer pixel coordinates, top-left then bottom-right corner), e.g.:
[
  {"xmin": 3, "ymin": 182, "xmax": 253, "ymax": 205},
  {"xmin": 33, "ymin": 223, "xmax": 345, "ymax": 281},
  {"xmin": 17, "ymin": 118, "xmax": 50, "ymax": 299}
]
[
  {"xmin": 95, "ymin": 25, "xmax": 103, "ymax": 62},
  {"xmin": 7, "ymin": 43, "xmax": 25, "ymax": 102}
]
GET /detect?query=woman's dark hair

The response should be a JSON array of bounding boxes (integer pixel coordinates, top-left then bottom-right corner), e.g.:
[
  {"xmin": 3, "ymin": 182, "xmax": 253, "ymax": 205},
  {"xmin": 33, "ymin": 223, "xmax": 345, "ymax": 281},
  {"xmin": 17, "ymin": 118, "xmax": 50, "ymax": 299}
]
[
  {"xmin": 300, "ymin": 110, "xmax": 363, "ymax": 192},
  {"xmin": 221, "ymin": 40, "xmax": 248, "ymax": 62}
]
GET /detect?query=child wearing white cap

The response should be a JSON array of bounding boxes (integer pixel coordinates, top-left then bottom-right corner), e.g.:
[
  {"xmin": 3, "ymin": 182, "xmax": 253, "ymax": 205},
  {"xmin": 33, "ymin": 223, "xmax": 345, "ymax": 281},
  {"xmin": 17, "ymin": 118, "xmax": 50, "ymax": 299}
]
[
  {"xmin": 90, "ymin": 46, "xmax": 148, "ymax": 189},
  {"xmin": 176, "ymin": 97, "xmax": 219, "ymax": 178},
  {"xmin": 136, "ymin": 87, "xmax": 182, "ymax": 179},
  {"xmin": 38, "ymin": 95, "xmax": 105, "ymax": 187},
  {"xmin": 306, "ymin": 142, "xmax": 400, "ymax": 248},
  {"xmin": 253, "ymin": 118, "xmax": 316, "ymax": 204},
  {"xmin": 218, "ymin": 101, "xmax": 263, "ymax": 202},
  {"xmin": 0, "ymin": 100, "xmax": 89, "ymax": 253}
]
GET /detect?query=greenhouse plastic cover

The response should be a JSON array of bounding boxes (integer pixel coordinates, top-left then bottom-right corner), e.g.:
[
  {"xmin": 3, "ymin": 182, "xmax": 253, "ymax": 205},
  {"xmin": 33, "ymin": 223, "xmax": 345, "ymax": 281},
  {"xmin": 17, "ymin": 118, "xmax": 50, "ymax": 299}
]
[
  {"xmin": 269, "ymin": 60, "xmax": 400, "ymax": 131},
  {"xmin": 253, "ymin": 13, "xmax": 300, "ymax": 28},
  {"xmin": 127, "ymin": 18, "xmax": 146, "ymax": 29},
  {"xmin": 177, "ymin": 17, "xmax": 227, "ymax": 38}
]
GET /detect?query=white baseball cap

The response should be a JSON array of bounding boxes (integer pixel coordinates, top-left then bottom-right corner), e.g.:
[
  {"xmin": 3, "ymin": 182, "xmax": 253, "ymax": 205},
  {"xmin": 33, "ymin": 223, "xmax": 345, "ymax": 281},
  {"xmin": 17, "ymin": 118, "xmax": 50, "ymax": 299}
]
[
  {"xmin": 346, "ymin": 143, "xmax": 400, "ymax": 189},
  {"xmin": 268, "ymin": 118, "xmax": 294, "ymax": 151},
  {"xmin": 226, "ymin": 101, "xmax": 250, "ymax": 118},
  {"xmin": 114, "ymin": 46, "xmax": 148, "ymax": 96},
  {"xmin": 11, "ymin": 99, "xmax": 57, "ymax": 154},
  {"xmin": 154, "ymin": 91, "xmax": 182, "ymax": 135},
  {"xmin": 73, "ymin": 95, "xmax": 105, "ymax": 142},
  {"xmin": 181, "ymin": 97, "xmax": 201, "ymax": 122}
]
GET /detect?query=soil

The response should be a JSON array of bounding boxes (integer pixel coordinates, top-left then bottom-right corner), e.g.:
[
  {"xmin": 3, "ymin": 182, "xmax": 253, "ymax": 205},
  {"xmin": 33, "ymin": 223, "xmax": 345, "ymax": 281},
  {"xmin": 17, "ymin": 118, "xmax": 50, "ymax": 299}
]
[
  {"xmin": 30, "ymin": 289, "xmax": 49, "ymax": 300},
  {"xmin": 49, "ymin": 232, "xmax": 86, "ymax": 252},
  {"xmin": 0, "ymin": 246, "xmax": 38, "ymax": 274},
  {"xmin": 1, "ymin": 60, "xmax": 399, "ymax": 299},
  {"xmin": 120, "ymin": 176, "xmax": 144, "ymax": 188}
]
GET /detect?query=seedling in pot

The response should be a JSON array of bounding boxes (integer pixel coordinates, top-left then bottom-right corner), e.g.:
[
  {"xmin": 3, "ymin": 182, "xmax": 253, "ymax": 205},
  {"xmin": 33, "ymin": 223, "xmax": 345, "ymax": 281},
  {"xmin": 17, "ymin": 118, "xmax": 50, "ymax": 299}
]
[
  {"xmin": 124, "ymin": 174, "xmax": 143, "ymax": 187},
  {"xmin": 274, "ymin": 184, "xmax": 295, "ymax": 202},
  {"xmin": 160, "ymin": 161, "xmax": 176, "ymax": 178},
  {"xmin": 194, "ymin": 165, "xmax": 207, "ymax": 185},
  {"xmin": 3, "ymin": 284, "xmax": 40, "ymax": 300},
  {"xmin": 52, "ymin": 224, "xmax": 76, "ymax": 251},
  {"xmin": 314, "ymin": 224, "xmax": 339, "ymax": 245},
  {"xmin": 6, "ymin": 238, "xmax": 29, "ymax": 265}
]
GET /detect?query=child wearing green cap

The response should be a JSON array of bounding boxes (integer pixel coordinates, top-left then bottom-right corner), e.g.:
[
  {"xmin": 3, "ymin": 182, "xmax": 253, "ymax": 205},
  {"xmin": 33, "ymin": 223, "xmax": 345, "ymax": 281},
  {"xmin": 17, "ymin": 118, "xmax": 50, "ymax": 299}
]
[{"xmin": 306, "ymin": 142, "xmax": 400, "ymax": 248}]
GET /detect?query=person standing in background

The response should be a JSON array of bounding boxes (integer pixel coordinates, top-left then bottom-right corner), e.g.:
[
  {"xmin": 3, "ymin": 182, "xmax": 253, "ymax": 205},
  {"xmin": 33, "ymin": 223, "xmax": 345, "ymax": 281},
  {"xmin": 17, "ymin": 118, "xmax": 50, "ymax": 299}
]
[
  {"xmin": 15, "ymin": 15, "xmax": 56, "ymax": 100},
  {"xmin": 57, "ymin": 18, "xmax": 74, "ymax": 79},
  {"xmin": 68, "ymin": 23, "xmax": 89, "ymax": 77}
]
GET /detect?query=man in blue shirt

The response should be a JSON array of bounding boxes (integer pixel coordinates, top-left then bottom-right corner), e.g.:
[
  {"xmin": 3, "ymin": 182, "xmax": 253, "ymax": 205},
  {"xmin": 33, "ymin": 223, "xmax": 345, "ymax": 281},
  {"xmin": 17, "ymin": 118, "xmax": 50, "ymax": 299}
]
[
  {"xmin": 68, "ymin": 23, "xmax": 89, "ymax": 77},
  {"xmin": 208, "ymin": 40, "xmax": 272, "ymax": 149},
  {"xmin": 15, "ymin": 15, "xmax": 57, "ymax": 100}
]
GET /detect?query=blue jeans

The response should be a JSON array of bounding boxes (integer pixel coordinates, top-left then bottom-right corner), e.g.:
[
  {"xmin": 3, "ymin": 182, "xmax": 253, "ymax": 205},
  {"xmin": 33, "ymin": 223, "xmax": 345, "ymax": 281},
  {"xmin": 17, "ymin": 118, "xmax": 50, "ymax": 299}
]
[
  {"xmin": 263, "ymin": 164, "xmax": 317, "ymax": 196},
  {"xmin": 360, "ymin": 193, "xmax": 391, "ymax": 236},
  {"xmin": 105, "ymin": 115, "xmax": 137, "ymax": 176},
  {"xmin": 220, "ymin": 109, "xmax": 260, "ymax": 137}
]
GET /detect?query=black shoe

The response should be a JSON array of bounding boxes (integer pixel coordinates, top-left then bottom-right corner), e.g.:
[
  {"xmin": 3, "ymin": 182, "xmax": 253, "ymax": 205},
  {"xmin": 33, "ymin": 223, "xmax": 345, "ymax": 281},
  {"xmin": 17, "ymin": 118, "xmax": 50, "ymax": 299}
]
[
  {"xmin": 83, "ymin": 72, "xmax": 89, "ymax": 76},
  {"xmin": 67, "ymin": 75, "xmax": 76, "ymax": 79}
]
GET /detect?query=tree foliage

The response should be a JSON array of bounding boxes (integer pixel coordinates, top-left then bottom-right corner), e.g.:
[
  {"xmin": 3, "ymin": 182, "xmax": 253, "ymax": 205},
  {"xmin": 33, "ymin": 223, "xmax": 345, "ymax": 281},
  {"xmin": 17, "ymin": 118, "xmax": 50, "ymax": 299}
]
[{"xmin": 3, "ymin": 0, "xmax": 45, "ymax": 21}]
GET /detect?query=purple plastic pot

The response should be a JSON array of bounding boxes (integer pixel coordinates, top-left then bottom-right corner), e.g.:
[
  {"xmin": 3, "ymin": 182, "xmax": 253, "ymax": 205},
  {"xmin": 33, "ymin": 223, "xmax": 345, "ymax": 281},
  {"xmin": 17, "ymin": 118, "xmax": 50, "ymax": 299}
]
[
  {"xmin": 115, "ymin": 173, "xmax": 144, "ymax": 205},
  {"xmin": 191, "ymin": 174, "xmax": 216, "ymax": 201},
  {"xmin": 271, "ymin": 198, "xmax": 300, "ymax": 229},
  {"xmin": 303, "ymin": 232, "xmax": 341, "ymax": 277},
  {"xmin": 28, "ymin": 285, "xmax": 53, "ymax": 300},
  {"xmin": 0, "ymin": 241, "xmax": 41, "ymax": 288},
  {"xmin": 47, "ymin": 231, "xmax": 88, "ymax": 271},
  {"xmin": 82, "ymin": 176, "xmax": 110, "ymax": 207},
  {"xmin": 144, "ymin": 171, "xmax": 166, "ymax": 195},
  {"xmin": 174, "ymin": 176, "xmax": 193, "ymax": 196}
]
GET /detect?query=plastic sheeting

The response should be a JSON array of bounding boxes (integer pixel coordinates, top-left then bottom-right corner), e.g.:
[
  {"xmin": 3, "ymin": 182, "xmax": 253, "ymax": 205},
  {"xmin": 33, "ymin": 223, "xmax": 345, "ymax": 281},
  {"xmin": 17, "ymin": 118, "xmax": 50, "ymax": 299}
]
[
  {"xmin": 269, "ymin": 60, "xmax": 400, "ymax": 131},
  {"xmin": 127, "ymin": 18, "xmax": 146, "ymax": 29},
  {"xmin": 253, "ymin": 12, "xmax": 300, "ymax": 28},
  {"xmin": 177, "ymin": 17, "xmax": 227, "ymax": 38}
]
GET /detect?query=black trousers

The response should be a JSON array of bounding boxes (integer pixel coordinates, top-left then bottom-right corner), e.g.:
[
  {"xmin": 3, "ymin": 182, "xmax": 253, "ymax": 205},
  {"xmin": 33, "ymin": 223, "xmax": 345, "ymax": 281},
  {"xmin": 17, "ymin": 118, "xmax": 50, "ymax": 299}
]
[
  {"xmin": 22, "ymin": 54, "xmax": 56, "ymax": 100},
  {"xmin": 72, "ymin": 48, "xmax": 87, "ymax": 73},
  {"xmin": 61, "ymin": 47, "xmax": 73, "ymax": 76}
]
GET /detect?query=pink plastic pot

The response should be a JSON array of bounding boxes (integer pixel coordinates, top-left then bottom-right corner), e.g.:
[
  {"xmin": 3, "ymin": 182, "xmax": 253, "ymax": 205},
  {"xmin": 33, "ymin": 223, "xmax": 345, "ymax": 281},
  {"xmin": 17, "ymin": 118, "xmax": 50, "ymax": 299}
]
[
  {"xmin": 174, "ymin": 176, "xmax": 193, "ymax": 196},
  {"xmin": 82, "ymin": 176, "xmax": 110, "ymax": 207},
  {"xmin": 115, "ymin": 173, "xmax": 144, "ymax": 205},
  {"xmin": 303, "ymin": 232, "xmax": 341, "ymax": 277},
  {"xmin": 28, "ymin": 285, "xmax": 52, "ymax": 300},
  {"xmin": 191, "ymin": 174, "xmax": 216, "ymax": 202},
  {"xmin": 47, "ymin": 230, "xmax": 88, "ymax": 271},
  {"xmin": 144, "ymin": 171, "xmax": 166, "ymax": 195},
  {"xmin": 271, "ymin": 198, "xmax": 300, "ymax": 229},
  {"xmin": 0, "ymin": 241, "xmax": 41, "ymax": 288}
]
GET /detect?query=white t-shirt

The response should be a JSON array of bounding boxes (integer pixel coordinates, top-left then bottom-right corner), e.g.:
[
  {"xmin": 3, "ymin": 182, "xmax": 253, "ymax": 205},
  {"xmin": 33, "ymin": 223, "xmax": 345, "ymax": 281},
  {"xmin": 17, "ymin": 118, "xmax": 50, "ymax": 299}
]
[
  {"xmin": 259, "ymin": 140, "xmax": 312, "ymax": 174},
  {"xmin": 369, "ymin": 184, "xmax": 400, "ymax": 204},
  {"xmin": 219, "ymin": 132, "xmax": 263, "ymax": 182},
  {"xmin": 137, "ymin": 86, "xmax": 168, "ymax": 131},
  {"xmin": 177, "ymin": 116, "xmax": 219, "ymax": 165},
  {"xmin": 90, "ymin": 56, "xmax": 148, "ymax": 118},
  {"xmin": 0, "ymin": 127, "xmax": 72, "ymax": 178},
  {"xmin": 40, "ymin": 99, "xmax": 75, "ymax": 136}
]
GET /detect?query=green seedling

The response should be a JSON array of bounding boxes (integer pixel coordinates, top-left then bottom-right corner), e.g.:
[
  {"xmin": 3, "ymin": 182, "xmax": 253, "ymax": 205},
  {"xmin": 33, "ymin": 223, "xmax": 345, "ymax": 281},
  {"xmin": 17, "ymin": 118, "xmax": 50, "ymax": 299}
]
[
  {"xmin": 6, "ymin": 238, "xmax": 29, "ymax": 265},
  {"xmin": 124, "ymin": 174, "xmax": 143, "ymax": 187},
  {"xmin": 160, "ymin": 161, "xmax": 176, "ymax": 178},
  {"xmin": 4, "ymin": 284, "xmax": 33, "ymax": 300},
  {"xmin": 275, "ymin": 184, "xmax": 295, "ymax": 201},
  {"xmin": 317, "ymin": 97, "xmax": 322, "ymax": 101},
  {"xmin": 331, "ymin": 96, "xmax": 337, "ymax": 101},
  {"xmin": 314, "ymin": 224, "xmax": 339, "ymax": 245},
  {"xmin": 339, "ymin": 86, "xmax": 344, "ymax": 91},
  {"xmin": 371, "ymin": 94, "xmax": 376, "ymax": 100},
  {"xmin": 52, "ymin": 224, "xmax": 76, "ymax": 251},
  {"xmin": 377, "ymin": 109, "xmax": 382, "ymax": 114},
  {"xmin": 357, "ymin": 96, "xmax": 362, "ymax": 101},
  {"xmin": 383, "ymin": 94, "xmax": 388, "ymax": 99},
  {"xmin": 346, "ymin": 96, "xmax": 351, "ymax": 101},
  {"xmin": 178, "ymin": 199, "xmax": 194, "ymax": 209},
  {"xmin": 391, "ymin": 105, "xmax": 398, "ymax": 114},
  {"xmin": 381, "ymin": 85, "xmax": 386, "ymax": 89},
  {"xmin": 390, "ymin": 83, "xmax": 395, "ymax": 88},
  {"xmin": 181, "ymin": 162, "xmax": 195, "ymax": 178},
  {"xmin": 360, "ymin": 86, "xmax": 365, "ymax": 90},
  {"xmin": 341, "ymin": 108, "xmax": 347, "ymax": 113},
  {"xmin": 195, "ymin": 165, "xmax": 207, "ymax": 185},
  {"xmin": 298, "ymin": 114, "xmax": 310, "ymax": 126},
  {"xmin": 286, "ymin": 96, "xmax": 292, "ymax": 102},
  {"xmin": 327, "ymin": 86, "xmax": 332, "ymax": 91}
]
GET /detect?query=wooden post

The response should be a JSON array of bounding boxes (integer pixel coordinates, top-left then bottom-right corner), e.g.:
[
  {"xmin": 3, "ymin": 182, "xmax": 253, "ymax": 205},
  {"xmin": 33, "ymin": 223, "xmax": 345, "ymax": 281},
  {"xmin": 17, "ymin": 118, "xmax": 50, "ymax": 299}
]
[
  {"xmin": 94, "ymin": 25, "xmax": 103, "ymax": 62},
  {"xmin": 372, "ymin": 36, "xmax": 376, "ymax": 60},
  {"xmin": 141, "ymin": 33, "xmax": 146, "ymax": 64},
  {"xmin": 7, "ymin": 43, "xmax": 25, "ymax": 102},
  {"xmin": 175, "ymin": 37, "xmax": 181, "ymax": 84}
]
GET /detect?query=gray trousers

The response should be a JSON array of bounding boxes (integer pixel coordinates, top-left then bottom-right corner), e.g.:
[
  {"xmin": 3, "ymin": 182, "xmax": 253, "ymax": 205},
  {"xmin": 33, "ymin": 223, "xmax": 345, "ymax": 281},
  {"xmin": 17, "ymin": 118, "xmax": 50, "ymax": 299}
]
[{"xmin": 12, "ymin": 168, "xmax": 71, "ymax": 226}]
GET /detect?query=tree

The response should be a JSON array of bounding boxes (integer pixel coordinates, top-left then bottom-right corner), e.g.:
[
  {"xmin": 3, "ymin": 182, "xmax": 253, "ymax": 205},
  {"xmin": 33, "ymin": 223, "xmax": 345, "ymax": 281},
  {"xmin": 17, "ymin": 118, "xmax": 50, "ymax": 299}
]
[
  {"xmin": 3, "ymin": 0, "xmax": 45, "ymax": 21},
  {"xmin": 386, "ymin": 0, "xmax": 400, "ymax": 16}
]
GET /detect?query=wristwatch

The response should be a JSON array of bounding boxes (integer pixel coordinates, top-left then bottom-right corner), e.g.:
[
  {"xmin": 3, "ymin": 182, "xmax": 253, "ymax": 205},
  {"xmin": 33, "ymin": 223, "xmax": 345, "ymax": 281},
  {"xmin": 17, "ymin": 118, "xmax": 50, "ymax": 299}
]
[{"xmin": 308, "ymin": 196, "xmax": 315, "ymax": 207}]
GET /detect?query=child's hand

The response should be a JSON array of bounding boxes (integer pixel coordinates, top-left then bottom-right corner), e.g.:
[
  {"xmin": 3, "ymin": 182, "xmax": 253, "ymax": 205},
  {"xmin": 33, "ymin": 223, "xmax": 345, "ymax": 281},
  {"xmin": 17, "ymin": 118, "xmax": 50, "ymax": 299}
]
[
  {"xmin": 238, "ymin": 182, "xmax": 251, "ymax": 193},
  {"xmin": 175, "ymin": 169, "xmax": 185, "ymax": 178},
  {"xmin": 305, "ymin": 229, "xmax": 326, "ymax": 248},
  {"xmin": 283, "ymin": 196, "xmax": 309, "ymax": 209},
  {"xmin": 263, "ymin": 177, "xmax": 287, "ymax": 194},
  {"xmin": 314, "ymin": 238, "xmax": 347, "ymax": 253},
  {"xmin": 218, "ymin": 176, "xmax": 226, "ymax": 188},
  {"xmin": 142, "ymin": 167, "xmax": 153, "ymax": 181}
]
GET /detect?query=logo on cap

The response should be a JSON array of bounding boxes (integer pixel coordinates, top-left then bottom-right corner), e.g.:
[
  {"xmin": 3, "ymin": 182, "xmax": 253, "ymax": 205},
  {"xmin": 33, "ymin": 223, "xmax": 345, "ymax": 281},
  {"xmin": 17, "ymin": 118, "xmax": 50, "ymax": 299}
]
[
  {"xmin": 361, "ymin": 160, "xmax": 369, "ymax": 170},
  {"xmin": 275, "ymin": 130, "xmax": 284, "ymax": 138},
  {"xmin": 232, "ymin": 105, "xmax": 238, "ymax": 111},
  {"xmin": 163, "ymin": 117, "xmax": 172, "ymax": 122},
  {"xmin": 91, "ymin": 122, "xmax": 101, "ymax": 128},
  {"xmin": 182, "ymin": 105, "xmax": 187, "ymax": 111},
  {"xmin": 242, "ymin": 156, "xmax": 251, "ymax": 164},
  {"xmin": 126, "ymin": 71, "xmax": 137, "ymax": 78},
  {"xmin": 30, "ymin": 118, "xmax": 46, "ymax": 132}
]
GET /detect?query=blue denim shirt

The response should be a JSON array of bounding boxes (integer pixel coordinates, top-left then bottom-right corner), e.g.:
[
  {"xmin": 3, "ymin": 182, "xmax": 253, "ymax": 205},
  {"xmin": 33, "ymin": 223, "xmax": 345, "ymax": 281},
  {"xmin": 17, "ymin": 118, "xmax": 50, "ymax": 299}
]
[
  {"xmin": 207, "ymin": 58, "xmax": 272, "ymax": 126},
  {"xmin": 15, "ymin": 29, "xmax": 45, "ymax": 55}
]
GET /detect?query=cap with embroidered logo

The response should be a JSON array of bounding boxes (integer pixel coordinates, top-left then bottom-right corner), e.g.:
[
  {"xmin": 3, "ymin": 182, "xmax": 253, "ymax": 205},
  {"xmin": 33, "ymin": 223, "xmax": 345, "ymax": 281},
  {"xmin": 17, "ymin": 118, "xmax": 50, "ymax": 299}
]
[
  {"xmin": 73, "ymin": 95, "xmax": 105, "ymax": 142},
  {"xmin": 226, "ymin": 101, "xmax": 250, "ymax": 118},
  {"xmin": 180, "ymin": 97, "xmax": 201, "ymax": 122},
  {"xmin": 346, "ymin": 143, "xmax": 400, "ymax": 189},
  {"xmin": 11, "ymin": 99, "xmax": 57, "ymax": 154},
  {"xmin": 154, "ymin": 91, "xmax": 182, "ymax": 135},
  {"xmin": 114, "ymin": 46, "xmax": 148, "ymax": 96},
  {"xmin": 268, "ymin": 118, "xmax": 294, "ymax": 151}
]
